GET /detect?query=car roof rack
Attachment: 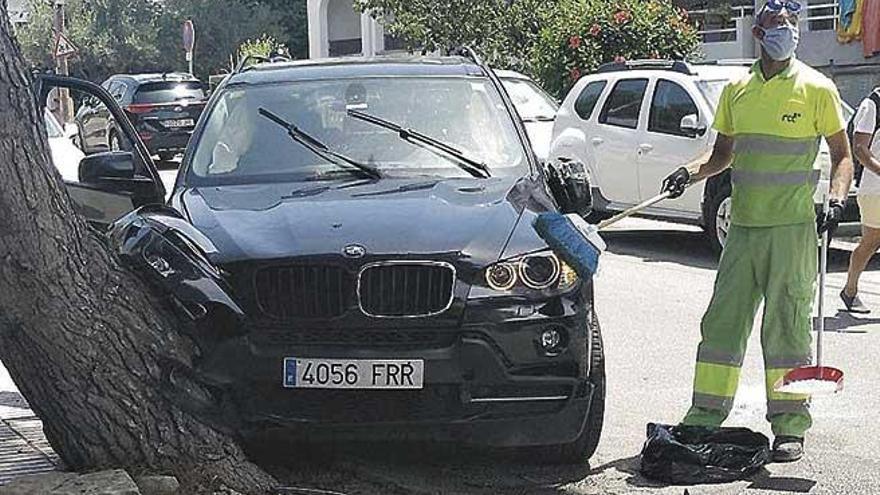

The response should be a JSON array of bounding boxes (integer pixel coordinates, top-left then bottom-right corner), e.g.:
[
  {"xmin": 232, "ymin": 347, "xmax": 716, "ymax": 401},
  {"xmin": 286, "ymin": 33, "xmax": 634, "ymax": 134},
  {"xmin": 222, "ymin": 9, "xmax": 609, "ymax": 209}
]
[
  {"xmin": 596, "ymin": 59, "xmax": 695, "ymax": 76},
  {"xmin": 702, "ymin": 58, "xmax": 756, "ymax": 66}
]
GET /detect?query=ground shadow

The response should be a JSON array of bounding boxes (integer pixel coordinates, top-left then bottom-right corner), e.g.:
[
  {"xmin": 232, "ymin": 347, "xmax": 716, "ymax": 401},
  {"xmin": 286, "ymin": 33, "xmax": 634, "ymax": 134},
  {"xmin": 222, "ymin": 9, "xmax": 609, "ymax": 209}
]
[
  {"xmin": 254, "ymin": 440, "xmax": 591, "ymax": 495},
  {"xmin": 588, "ymin": 454, "xmax": 674, "ymax": 489},
  {"xmin": 602, "ymin": 230, "xmax": 720, "ymax": 270},
  {"xmin": 603, "ymin": 226, "xmax": 880, "ymax": 275},
  {"xmin": 747, "ymin": 471, "xmax": 817, "ymax": 493},
  {"xmin": 815, "ymin": 311, "xmax": 880, "ymax": 334}
]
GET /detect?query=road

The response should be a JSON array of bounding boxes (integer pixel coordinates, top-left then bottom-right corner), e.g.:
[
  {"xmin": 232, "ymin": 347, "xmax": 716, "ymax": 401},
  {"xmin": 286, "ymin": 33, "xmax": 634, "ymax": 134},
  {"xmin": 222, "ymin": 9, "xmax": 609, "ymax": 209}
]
[{"xmin": 2, "ymin": 218, "xmax": 880, "ymax": 494}]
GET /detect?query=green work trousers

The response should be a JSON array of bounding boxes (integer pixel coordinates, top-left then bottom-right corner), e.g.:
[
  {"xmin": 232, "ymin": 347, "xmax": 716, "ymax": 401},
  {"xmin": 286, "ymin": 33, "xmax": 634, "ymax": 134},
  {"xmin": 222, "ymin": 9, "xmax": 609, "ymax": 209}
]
[{"xmin": 682, "ymin": 222, "xmax": 817, "ymax": 438}]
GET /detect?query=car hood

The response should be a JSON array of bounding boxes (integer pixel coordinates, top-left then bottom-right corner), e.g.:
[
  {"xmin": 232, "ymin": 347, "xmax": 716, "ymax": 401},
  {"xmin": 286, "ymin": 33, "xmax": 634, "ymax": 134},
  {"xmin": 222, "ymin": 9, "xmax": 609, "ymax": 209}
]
[{"xmin": 182, "ymin": 176, "xmax": 545, "ymax": 266}]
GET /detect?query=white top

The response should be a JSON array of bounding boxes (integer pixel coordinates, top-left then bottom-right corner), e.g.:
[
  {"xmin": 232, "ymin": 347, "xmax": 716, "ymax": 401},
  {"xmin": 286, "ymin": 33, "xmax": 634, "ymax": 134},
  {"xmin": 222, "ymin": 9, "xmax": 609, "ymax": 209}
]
[{"xmin": 855, "ymin": 96, "xmax": 880, "ymax": 195}]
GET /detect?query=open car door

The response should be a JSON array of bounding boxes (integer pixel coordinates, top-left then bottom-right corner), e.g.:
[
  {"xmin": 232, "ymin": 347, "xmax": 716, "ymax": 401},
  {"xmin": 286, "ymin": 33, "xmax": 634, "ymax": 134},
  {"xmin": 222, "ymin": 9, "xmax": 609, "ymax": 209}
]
[{"xmin": 34, "ymin": 74, "xmax": 166, "ymax": 226}]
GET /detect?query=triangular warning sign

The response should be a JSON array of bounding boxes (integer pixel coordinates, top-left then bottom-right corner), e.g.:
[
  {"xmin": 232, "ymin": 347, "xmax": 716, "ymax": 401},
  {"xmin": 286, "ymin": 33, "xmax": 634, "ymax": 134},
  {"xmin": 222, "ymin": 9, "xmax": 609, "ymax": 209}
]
[{"xmin": 54, "ymin": 33, "xmax": 78, "ymax": 59}]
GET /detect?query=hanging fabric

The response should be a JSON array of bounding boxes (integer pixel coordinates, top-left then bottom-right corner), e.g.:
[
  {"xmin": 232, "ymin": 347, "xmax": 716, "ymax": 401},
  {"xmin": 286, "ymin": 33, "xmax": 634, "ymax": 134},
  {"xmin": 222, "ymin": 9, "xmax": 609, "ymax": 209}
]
[
  {"xmin": 838, "ymin": 0, "xmax": 864, "ymax": 42},
  {"xmin": 864, "ymin": 0, "xmax": 880, "ymax": 56}
]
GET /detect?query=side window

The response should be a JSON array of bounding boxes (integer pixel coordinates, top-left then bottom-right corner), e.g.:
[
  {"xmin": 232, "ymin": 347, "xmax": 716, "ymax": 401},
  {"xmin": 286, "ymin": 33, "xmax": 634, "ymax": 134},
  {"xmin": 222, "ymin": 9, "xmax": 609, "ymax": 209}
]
[
  {"xmin": 574, "ymin": 80, "xmax": 607, "ymax": 120},
  {"xmin": 599, "ymin": 79, "xmax": 648, "ymax": 129},
  {"xmin": 649, "ymin": 80, "xmax": 699, "ymax": 137},
  {"xmin": 109, "ymin": 82, "xmax": 125, "ymax": 102}
]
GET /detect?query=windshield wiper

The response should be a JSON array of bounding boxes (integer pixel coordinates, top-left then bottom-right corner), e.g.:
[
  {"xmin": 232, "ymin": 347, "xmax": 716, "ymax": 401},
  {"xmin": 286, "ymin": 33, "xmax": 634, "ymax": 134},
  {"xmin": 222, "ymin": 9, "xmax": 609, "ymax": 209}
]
[
  {"xmin": 346, "ymin": 109, "xmax": 491, "ymax": 179},
  {"xmin": 259, "ymin": 107, "xmax": 382, "ymax": 180}
]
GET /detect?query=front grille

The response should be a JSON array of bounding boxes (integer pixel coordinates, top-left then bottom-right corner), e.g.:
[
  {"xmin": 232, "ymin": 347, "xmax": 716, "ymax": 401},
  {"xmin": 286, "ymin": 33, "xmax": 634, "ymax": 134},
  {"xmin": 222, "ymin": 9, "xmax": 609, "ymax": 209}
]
[
  {"xmin": 254, "ymin": 265, "xmax": 353, "ymax": 319},
  {"xmin": 358, "ymin": 263, "xmax": 455, "ymax": 317}
]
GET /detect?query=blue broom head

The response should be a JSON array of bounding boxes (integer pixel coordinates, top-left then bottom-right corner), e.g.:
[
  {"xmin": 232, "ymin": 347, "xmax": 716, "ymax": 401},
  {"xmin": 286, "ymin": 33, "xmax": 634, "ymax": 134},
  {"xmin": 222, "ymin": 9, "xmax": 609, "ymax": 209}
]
[{"xmin": 532, "ymin": 212, "xmax": 606, "ymax": 278}]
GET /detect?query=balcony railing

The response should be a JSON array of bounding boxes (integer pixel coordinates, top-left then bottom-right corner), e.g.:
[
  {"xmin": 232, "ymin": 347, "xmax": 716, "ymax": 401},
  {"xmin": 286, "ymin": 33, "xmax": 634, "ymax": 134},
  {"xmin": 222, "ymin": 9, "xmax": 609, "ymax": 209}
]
[
  {"xmin": 690, "ymin": 6, "xmax": 755, "ymax": 43},
  {"xmin": 806, "ymin": 1, "xmax": 840, "ymax": 32}
]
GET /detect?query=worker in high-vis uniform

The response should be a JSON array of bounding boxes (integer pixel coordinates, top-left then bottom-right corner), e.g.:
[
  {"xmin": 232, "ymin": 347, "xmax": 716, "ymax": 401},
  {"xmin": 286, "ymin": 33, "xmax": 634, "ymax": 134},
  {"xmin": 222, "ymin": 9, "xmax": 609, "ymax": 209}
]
[{"xmin": 661, "ymin": 0, "xmax": 854, "ymax": 462}]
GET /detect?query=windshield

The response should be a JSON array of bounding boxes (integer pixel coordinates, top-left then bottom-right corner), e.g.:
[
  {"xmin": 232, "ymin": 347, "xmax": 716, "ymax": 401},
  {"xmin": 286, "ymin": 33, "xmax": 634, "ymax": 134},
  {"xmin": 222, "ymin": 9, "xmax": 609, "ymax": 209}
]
[
  {"xmin": 189, "ymin": 77, "xmax": 527, "ymax": 185},
  {"xmin": 501, "ymin": 77, "xmax": 558, "ymax": 121},
  {"xmin": 135, "ymin": 81, "xmax": 205, "ymax": 104},
  {"xmin": 44, "ymin": 110, "xmax": 63, "ymax": 138}
]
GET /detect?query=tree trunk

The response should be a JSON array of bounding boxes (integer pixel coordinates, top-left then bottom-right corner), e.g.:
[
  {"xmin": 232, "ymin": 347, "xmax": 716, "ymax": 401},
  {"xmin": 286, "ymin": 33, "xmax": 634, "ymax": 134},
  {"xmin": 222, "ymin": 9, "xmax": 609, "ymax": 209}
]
[{"xmin": 0, "ymin": 6, "xmax": 274, "ymax": 494}]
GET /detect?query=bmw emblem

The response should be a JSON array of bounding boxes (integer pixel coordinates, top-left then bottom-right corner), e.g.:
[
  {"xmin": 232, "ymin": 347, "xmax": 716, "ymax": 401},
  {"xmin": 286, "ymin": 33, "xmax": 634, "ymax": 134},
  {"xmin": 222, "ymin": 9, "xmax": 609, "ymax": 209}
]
[{"xmin": 343, "ymin": 244, "xmax": 366, "ymax": 258}]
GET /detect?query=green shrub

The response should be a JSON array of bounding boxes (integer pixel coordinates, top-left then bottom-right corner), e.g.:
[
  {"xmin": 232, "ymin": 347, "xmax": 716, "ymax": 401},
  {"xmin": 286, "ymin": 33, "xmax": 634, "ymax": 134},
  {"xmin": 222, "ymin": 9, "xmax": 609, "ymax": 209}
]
[{"xmin": 531, "ymin": 0, "xmax": 700, "ymax": 97}]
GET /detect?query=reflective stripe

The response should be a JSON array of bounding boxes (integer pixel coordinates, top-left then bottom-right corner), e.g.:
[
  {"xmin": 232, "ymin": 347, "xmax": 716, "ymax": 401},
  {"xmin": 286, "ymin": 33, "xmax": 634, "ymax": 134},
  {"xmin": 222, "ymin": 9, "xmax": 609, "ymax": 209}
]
[
  {"xmin": 697, "ymin": 346, "xmax": 744, "ymax": 367},
  {"xmin": 766, "ymin": 368, "xmax": 811, "ymax": 402},
  {"xmin": 693, "ymin": 392, "xmax": 734, "ymax": 412},
  {"xmin": 768, "ymin": 399, "xmax": 810, "ymax": 416},
  {"xmin": 731, "ymin": 169, "xmax": 820, "ymax": 187},
  {"xmin": 694, "ymin": 362, "xmax": 741, "ymax": 398},
  {"xmin": 734, "ymin": 135, "xmax": 820, "ymax": 156},
  {"xmin": 765, "ymin": 356, "xmax": 812, "ymax": 369}
]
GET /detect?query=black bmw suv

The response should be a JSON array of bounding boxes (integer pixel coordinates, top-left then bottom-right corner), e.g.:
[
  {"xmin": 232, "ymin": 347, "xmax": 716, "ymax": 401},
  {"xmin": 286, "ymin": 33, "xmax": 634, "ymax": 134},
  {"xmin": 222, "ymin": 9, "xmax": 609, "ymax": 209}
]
[
  {"xmin": 75, "ymin": 72, "xmax": 206, "ymax": 161},
  {"xmin": 48, "ymin": 54, "xmax": 605, "ymax": 462}
]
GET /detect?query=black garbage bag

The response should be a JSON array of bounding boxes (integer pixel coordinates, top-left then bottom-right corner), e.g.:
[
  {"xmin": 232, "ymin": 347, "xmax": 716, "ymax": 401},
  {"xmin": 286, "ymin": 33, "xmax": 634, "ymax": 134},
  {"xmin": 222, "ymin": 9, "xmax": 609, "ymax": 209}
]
[{"xmin": 639, "ymin": 423, "xmax": 771, "ymax": 484}]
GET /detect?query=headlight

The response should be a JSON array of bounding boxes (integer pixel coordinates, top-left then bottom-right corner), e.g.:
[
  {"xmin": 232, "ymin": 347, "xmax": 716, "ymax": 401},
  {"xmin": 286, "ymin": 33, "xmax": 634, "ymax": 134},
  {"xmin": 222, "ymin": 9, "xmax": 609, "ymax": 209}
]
[
  {"xmin": 519, "ymin": 252, "xmax": 560, "ymax": 289},
  {"xmin": 482, "ymin": 251, "xmax": 578, "ymax": 293},
  {"xmin": 485, "ymin": 262, "xmax": 517, "ymax": 291}
]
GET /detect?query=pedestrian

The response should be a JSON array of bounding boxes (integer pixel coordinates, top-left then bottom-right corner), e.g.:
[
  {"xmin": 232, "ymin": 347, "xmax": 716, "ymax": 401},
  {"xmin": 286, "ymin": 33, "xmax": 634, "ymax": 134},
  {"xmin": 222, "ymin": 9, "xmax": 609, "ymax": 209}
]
[
  {"xmin": 841, "ymin": 87, "xmax": 880, "ymax": 313},
  {"xmin": 660, "ymin": 0, "xmax": 854, "ymax": 462}
]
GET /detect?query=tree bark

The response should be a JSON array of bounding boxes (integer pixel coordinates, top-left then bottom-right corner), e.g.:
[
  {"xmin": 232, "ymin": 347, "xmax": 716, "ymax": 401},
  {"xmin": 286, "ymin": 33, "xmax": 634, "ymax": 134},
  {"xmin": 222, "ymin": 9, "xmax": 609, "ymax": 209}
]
[{"xmin": 0, "ymin": 5, "xmax": 274, "ymax": 493}]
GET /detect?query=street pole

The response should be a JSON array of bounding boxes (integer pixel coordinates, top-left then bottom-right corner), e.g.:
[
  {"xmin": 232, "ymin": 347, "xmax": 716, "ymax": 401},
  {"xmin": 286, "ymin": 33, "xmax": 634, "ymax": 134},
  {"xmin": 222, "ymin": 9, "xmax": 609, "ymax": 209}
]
[{"xmin": 53, "ymin": 0, "xmax": 72, "ymax": 124}]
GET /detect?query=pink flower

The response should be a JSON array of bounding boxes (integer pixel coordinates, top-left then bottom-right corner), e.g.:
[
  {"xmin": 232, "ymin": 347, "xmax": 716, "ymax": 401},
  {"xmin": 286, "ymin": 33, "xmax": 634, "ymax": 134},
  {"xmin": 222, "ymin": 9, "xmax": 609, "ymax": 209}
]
[
  {"xmin": 614, "ymin": 55, "xmax": 626, "ymax": 63},
  {"xmin": 589, "ymin": 23, "xmax": 602, "ymax": 37},
  {"xmin": 569, "ymin": 68, "xmax": 581, "ymax": 81},
  {"xmin": 614, "ymin": 10, "xmax": 632, "ymax": 24},
  {"xmin": 569, "ymin": 35, "xmax": 582, "ymax": 49}
]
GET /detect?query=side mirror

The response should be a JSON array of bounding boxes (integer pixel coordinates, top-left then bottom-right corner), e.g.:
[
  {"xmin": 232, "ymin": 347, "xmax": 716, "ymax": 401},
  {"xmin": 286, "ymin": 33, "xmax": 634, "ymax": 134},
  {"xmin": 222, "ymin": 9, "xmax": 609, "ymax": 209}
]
[
  {"xmin": 546, "ymin": 158, "xmax": 592, "ymax": 217},
  {"xmin": 680, "ymin": 114, "xmax": 707, "ymax": 138},
  {"xmin": 79, "ymin": 151, "xmax": 137, "ymax": 184}
]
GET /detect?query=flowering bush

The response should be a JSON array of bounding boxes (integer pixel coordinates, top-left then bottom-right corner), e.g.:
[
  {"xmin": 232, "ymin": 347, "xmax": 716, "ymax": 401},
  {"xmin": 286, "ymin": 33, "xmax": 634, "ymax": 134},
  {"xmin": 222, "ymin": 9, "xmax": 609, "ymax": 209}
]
[{"xmin": 531, "ymin": 0, "xmax": 700, "ymax": 97}]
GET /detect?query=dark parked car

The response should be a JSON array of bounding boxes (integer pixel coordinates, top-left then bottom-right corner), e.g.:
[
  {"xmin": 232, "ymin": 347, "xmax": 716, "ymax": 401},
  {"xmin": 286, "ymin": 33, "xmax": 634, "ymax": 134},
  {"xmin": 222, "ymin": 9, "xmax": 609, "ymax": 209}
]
[
  {"xmin": 75, "ymin": 72, "xmax": 206, "ymax": 160},
  {"xmin": 40, "ymin": 54, "xmax": 604, "ymax": 462}
]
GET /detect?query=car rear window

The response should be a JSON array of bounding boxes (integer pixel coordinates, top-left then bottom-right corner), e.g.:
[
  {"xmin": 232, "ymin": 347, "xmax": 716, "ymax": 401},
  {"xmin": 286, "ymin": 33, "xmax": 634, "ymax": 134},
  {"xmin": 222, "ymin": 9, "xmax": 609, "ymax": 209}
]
[
  {"xmin": 134, "ymin": 81, "xmax": 204, "ymax": 104},
  {"xmin": 574, "ymin": 80, "xmax": 607, "ymax": 120}
]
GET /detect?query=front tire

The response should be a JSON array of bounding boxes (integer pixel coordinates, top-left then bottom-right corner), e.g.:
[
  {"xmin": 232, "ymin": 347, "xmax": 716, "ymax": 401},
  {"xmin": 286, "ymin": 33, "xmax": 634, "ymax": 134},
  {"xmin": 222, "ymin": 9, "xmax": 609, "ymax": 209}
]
[
  {"xmin": 704, "ymin": 182, "xmax": 731, "ymax": 254},
  {"xmin": 540, "ymin": 307, "xmax": 605, "ymax": 464}
]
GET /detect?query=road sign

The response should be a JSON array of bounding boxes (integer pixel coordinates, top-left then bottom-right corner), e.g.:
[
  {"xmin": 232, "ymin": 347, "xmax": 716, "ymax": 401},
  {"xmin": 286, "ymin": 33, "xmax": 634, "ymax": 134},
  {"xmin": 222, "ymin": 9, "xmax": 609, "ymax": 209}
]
[
  {"xmin": 53, "ymin": 32, "xmax": 77, "ymax": 59},
  {"xmin": 183, "ymin": 20, "xmax": 195, "ymax": 53}
]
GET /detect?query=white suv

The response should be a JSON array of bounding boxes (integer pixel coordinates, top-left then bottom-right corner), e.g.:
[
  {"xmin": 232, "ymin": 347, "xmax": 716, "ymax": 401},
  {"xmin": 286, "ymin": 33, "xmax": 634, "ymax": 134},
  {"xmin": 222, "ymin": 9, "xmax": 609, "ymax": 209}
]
[{"xmin": 550, "ymin": 60, "xmax": 856, "ymax": 251}]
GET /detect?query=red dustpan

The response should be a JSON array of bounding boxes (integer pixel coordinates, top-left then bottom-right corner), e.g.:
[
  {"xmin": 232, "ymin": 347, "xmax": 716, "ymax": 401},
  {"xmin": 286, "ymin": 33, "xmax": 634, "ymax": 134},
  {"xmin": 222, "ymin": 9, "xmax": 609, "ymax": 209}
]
[{"xmin": 774, "ymin": 211, "xmax": 844, "ymax": 396}]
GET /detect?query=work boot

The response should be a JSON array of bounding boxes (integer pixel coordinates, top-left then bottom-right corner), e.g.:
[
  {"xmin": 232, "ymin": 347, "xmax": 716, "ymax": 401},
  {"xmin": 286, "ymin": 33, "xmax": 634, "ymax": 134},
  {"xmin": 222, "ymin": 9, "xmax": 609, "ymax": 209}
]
[
  {"xmin": 840, "ymin": 289, "xmax": 870, "ymax": 314},
  {"xmin": 772, "ymin": 436, "xmax": 804, "ymax": 463}
]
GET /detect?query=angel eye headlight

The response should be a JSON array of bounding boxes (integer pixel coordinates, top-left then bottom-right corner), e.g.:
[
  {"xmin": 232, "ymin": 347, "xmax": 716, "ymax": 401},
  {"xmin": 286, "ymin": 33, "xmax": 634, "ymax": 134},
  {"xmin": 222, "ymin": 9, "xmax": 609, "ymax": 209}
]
[
  {"xmin": 519, "ymin": 252, "xmax": 561, "ymax": 290},
  {"xmin": 485, "ymin": 262, "xmax": 517, "ymax": 291}
]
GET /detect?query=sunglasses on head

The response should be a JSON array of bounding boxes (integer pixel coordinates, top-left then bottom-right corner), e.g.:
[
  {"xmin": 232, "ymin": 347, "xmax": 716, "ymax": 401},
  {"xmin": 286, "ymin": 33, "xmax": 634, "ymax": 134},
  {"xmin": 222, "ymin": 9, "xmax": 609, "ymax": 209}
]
[{"xmin": 763, "ymin": 0, "xmax": 803, "ymax": 15}]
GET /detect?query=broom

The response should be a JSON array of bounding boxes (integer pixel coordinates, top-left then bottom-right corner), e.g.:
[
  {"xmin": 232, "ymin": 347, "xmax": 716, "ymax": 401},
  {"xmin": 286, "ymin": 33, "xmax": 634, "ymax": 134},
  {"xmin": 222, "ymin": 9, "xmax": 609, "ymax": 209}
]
[{"xmin": 533, "ymin": 190, "xmax": 674, "ymax": 279}]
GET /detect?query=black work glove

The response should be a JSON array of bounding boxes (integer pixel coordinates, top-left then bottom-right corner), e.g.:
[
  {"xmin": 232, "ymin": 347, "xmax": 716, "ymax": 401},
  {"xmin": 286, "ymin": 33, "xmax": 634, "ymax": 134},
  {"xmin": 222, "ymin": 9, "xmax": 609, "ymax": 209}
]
[
  {"xmin": 817, "ymin": 198, "xmax": 846, "ymax": 237},
  {"xmin": 661, "ymin": 167, "xmax": 691, "ymax": 199}
]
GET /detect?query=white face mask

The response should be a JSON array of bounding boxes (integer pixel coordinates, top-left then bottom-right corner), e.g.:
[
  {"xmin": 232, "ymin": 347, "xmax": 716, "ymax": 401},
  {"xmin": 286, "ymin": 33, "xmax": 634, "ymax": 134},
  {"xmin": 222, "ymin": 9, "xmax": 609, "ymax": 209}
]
[{"xmin": 759, "ymin": 24, "xmax": 800, "ymax": 61}]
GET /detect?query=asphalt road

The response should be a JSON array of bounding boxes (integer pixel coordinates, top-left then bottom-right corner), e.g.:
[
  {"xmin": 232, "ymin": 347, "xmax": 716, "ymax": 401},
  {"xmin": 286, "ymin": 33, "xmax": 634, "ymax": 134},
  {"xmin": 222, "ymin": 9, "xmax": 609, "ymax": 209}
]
[{"xmin": 3, "ymin": 217, "xmax": 880, "ymax": 494}]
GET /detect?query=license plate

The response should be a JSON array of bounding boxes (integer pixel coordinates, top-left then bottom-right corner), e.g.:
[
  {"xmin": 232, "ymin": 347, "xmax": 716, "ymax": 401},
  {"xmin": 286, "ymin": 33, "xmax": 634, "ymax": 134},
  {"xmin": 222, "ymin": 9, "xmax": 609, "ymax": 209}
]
[
  {"xmin": 163, "ymin": 118, "xmax": 194, "ymax": 128},
  {"xmin": 283, "ymin": 358, "xmax": 424, "ymax": 389}
]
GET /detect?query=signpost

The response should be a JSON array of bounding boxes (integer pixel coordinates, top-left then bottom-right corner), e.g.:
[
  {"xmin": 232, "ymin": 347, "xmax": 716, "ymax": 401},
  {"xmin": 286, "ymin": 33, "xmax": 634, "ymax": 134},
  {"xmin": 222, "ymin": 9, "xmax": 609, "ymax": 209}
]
[
  {"xmin": 52, "ymin": 0, "xmax": 74, "ymax": 124},
  {"xmin": 183, "ymin": 20, "xmax": 195, "ymax": 75}
]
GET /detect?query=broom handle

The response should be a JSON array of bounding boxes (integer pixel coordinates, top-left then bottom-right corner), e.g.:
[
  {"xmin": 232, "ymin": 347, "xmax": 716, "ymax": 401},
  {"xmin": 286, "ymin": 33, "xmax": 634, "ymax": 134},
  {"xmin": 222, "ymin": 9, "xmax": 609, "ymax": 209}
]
[
  {"xmin": 597, "ymin": 191, "xmax": 673, "ymax": 230},
  {"xmin": 817, "ymin": 196, "xmax": 829, "ymax": 367}
]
